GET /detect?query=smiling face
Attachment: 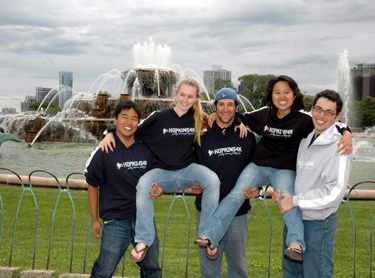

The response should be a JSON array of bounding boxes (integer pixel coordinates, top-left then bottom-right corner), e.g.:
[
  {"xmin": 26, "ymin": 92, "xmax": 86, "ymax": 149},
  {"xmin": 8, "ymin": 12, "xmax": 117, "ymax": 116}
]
[
  {"xmin": 174, "ymin": 83, "xmax": 198, "ymax": 116},
  {"xmin": 272, "ymin": 81, "xmax": 296, "ymax": 118},
  {"xmin": 311, "ymin": 97, "xmax": 341, "ymax": 135},
  {"xmin": 114, "ymin": 108, "xmax": 139, "ymax": 140},
  {"xmin": 215, "ymin": 99, "xmax": 237, "ymax": 128}
]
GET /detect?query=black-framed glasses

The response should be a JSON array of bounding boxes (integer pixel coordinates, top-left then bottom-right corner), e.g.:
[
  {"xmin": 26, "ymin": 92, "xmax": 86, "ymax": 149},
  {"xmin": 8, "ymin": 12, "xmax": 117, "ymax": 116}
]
[{"xmin": 312, "ymin": 106, "xmax": 336, "ymax": 117}]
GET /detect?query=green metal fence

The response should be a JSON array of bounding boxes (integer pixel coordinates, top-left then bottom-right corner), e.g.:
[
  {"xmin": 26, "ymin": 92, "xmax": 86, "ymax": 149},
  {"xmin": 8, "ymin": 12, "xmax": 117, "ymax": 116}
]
[{"xmin": 0, "ymin": 167, "xmax": 374, "ymax": 277}]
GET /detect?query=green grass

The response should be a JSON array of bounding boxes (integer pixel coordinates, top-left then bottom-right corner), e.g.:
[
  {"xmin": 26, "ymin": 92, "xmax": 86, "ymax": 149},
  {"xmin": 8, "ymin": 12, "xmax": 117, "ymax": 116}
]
[{"xmin": 0, "ymin": 185, "xmax": 374, "ymax": 277}]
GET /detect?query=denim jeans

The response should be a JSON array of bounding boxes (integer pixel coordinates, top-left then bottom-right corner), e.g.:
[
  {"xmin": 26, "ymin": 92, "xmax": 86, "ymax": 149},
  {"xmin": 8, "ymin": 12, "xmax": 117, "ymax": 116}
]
[
  {"xmin": 91, "ymin": 217, "xmax": 161, "ymax": 278},
  {"xmin": 196, "ymin": 211, "xmax": 248, "ymax": 278},
  {"xmin": 135, "ymin": 163, "xmax": 220, "ymax": 246},
  {"xmin": 282, "ymin": 212, "xmax": 338, "ymax": 278},
  {"xmin": 199, "ymin": 162, "xmax": 304, "ymax": 250}
]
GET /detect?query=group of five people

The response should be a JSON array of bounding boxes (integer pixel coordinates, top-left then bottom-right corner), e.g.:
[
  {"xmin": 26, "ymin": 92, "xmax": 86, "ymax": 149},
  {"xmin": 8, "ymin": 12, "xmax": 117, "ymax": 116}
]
[{"xmin": 84, "ymin": 75, "xmax": 353, "ymax": 278}]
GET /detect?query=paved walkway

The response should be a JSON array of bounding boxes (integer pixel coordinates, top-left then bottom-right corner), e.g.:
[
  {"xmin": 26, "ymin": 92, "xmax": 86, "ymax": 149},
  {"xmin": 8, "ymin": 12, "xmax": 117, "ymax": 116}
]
[{"xmin": 0, "ymin": 267, "xmax": 133, "ymax": 278}]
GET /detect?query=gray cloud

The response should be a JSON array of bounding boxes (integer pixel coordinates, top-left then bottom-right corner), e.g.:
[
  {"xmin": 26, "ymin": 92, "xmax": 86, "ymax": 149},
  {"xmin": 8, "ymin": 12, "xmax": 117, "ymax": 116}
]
[{"xmin": 0, "ymin": 0, "xmax": 374, "ymax": 111}]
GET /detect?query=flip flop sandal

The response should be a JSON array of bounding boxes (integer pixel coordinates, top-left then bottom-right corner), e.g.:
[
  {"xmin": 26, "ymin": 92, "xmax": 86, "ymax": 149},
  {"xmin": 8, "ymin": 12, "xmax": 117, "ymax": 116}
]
[
  {"xmin": 194, "ymin": 237, "xmax": 219, "ymax": 260},
  {"xmin": 194, "ymin": 237, "xmax": 210, "ymax": 247},
  {"xmin": 130, "ymin": 244, "xmax": 150, "ymax": 262},
  {"xmin": 204, "ymin": 244, "xmax": 219, "ymax": 260},
  {"xmin": 284, "ymin": 247, "xmax": 303, "ymax": 261}
]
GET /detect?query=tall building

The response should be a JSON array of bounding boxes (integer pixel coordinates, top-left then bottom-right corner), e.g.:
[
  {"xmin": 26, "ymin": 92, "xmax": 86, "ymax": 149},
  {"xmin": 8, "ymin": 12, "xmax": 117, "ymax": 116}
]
[
  {"xmin": 203, "ymin": 65, "xmax": 231, "ymax": 95},
  {"xmin": 36, "ymin": 87, "xmax": 59, "ymax": 107},
  {"xmin": 59, "ymin": 71, "xmax": 73, "ymax": 108},
  {"xmin": 21, "ymin": 96, "xmax": 36, "ymax": 112},
  {"xmin": 350, "ymin": 63, "xmax": 375, "ymax": 101}
]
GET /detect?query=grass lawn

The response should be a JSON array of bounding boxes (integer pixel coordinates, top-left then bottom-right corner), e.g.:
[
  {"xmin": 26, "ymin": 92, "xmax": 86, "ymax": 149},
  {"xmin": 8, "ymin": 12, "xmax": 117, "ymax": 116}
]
[{"xmin": 0, "ymin": 184, "xmax": 374, "ymax": 277}]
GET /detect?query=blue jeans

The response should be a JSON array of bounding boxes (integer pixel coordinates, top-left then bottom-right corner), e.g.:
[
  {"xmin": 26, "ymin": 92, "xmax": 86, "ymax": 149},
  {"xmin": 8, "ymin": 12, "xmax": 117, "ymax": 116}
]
[
  {"xmin": 282, "ymin": 212, "xmax": 338, "ymax": 278},
  {"xmin": 199, "ymin": 162, "xmax": 304, "ymax": 250},
  {"xmin": 91, "ymin": 217, "xmax": 161, "ymax": 278},
  {"xmin": 135, "ymin": 163, "xmax": 220, "ymax": 245},
  {"xmin": 196, "ymin": 211, "xmax": 248, "ymax": 278}
]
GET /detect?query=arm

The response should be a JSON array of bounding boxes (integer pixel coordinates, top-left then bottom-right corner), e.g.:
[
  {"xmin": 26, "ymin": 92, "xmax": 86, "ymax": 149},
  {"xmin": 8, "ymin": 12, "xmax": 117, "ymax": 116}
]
[
  {"xmin": 337, "ymin": 130, "xmax": 352, "ymax": 155},
  {"xmin": 295, "ymin": 155, "xmax": 350, "ymax": 211},
  {"xmin": 234, "ymin": 122, "xmax": 252, "ymax": 138},
  {"xmin": 99, "ymin": 132, "xmax": 115, "ymax": 153},
  {"xmin": 207, "ymin": 113, "xmax": 217, "ymax": 128},
  {"xmin": 88, "ymin": 185, "xmax": 101, "ymax": 239},
  {"xmin": 333, "ymin": 122, "xmax": 352, "ymax": 155}
]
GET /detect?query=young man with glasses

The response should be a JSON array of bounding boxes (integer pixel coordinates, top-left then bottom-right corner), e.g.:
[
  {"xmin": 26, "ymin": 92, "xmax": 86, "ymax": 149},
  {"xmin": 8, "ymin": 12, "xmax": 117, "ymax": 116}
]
[{"xmin": 273, "ymin": 90, "xmax": 353, "ymax": 278}]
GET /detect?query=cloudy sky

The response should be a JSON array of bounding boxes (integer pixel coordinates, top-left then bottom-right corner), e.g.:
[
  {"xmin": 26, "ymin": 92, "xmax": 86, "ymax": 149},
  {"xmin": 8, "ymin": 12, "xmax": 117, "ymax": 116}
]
[{"xmin": 1, "ymin": 0, "xmax": 374, "ymax": 111}]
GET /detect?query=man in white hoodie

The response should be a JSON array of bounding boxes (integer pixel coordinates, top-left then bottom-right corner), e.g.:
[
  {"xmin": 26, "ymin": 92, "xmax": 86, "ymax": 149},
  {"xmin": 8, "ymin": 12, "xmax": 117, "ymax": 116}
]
[{"xmin": 274, "ymin": 89, "xmax": 353, "ymax": 278}]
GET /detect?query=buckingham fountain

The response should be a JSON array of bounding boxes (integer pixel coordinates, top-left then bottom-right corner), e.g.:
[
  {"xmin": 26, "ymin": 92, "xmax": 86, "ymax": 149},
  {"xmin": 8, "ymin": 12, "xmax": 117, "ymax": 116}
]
[
  {"xmin": 0, "ymin": 46, "xmax": 374, "ymax": 194},
  {"xmin": 0, "ymin": 38, "xmax": 214, "ymax": 145}
]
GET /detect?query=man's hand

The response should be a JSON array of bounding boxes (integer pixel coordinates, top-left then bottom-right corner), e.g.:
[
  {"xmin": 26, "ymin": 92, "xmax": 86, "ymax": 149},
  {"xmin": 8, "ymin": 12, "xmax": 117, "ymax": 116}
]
[
  {"xmin": 148, "ymin": 183, "xmax": 164, "ymax": 200},
  {"xmin": 272, "ymin": 189, "xmax": 294, "ymax": 214},
  {"xmin": 272, "ymin": 189, "xmax": 281, "ymax": 204},
  {"xmin": 278, "ymin": 193, "xmax": 294, "ymax": 214},
  {"xmin": 244, "ymin": 187, "xmax": 259, "ymax": 199},
  {"xmin": 190, "ymin": 183, "xmax": 203, "ymax": 194},
  {"xmin": 91, "ymin": 220, "xmax": 102, "ymax": 240}
]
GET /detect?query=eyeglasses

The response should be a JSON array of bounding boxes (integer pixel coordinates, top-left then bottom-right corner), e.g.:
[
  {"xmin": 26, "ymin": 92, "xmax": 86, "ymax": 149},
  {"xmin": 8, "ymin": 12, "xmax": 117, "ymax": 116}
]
[{"xmin": 312, "ymin": 106, "xmax": 336, "ymax": 117}]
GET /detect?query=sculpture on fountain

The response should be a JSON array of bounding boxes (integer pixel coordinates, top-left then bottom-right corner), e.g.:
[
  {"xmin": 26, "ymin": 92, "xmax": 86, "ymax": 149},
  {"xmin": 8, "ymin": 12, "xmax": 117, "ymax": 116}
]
[{"xmin": 0, "ymin": 127, "xmax": 22, "ymax": 146}]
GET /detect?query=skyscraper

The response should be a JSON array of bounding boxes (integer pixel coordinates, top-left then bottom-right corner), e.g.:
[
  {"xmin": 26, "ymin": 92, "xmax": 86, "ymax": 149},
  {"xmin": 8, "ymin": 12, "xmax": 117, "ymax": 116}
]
[
  {"xmin": 203, "ymin": 65, "xmax": 231, "ymax": 95},
  {"xmin": 350, "ymin": 64, "xmax": 375, "ymax": 101},
  {"xmin": 59, "ymin": 71, "xmax": 73, "ymax": 108}
]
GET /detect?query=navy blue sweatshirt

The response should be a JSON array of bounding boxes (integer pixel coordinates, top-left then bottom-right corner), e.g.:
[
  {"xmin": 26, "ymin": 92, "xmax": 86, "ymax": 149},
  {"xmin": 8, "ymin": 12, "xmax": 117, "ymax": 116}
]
[
  {"xmin": 240, "ymin": 107, "xmax": 349, "ymax": 171},
  {"xmin": 84, "ymin": 134, "xmax": 152, "ymax": 220},
  {"xmin": 135, "ymin": 108, "xmax": 196, "ymax": 170},
  {"xmin": 240, "ymin": 107, "xmax": 312, "ymax": 171},
  {"xmin": 194, "ymin": 118, "xmax": 256, "ymax": 216}
]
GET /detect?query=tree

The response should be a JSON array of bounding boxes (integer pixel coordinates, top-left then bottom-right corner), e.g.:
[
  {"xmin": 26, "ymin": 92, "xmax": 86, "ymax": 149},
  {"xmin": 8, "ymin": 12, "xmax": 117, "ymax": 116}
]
[
  {"xmin": 214, "ymin": 79, "xmax": 235, "ymax": 91},
  {"xmin": 238, "ymin": 74, "xmax": 274, "ymax": 110},
  {"xmin": 303, "ymin": 95, "xmax": 314, "ymax": 111},
  {"xmin": 358, "ymin": 96, "xmax": 375, "ymax": 129},
  {"xmin": 27, "ymin": 101, "xmax": 62, "ymax": 116}
]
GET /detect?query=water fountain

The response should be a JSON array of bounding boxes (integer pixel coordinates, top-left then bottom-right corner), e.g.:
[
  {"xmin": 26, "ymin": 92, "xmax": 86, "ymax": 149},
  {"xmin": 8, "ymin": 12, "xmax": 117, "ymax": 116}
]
[
  {"xmin": 338, "ymin": 50, "xmax": 351, "ymax": 125},
  {"xmin": 0, "ymin": 38, "xmax": 214, "ymax": 144}
]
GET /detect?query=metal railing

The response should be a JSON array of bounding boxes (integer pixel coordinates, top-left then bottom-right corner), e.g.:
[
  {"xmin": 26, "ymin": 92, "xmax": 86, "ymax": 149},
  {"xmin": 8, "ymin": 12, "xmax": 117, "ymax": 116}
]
[{"xmin": 0, "ymin": 167, "xmax": 374, "ymax": 277}]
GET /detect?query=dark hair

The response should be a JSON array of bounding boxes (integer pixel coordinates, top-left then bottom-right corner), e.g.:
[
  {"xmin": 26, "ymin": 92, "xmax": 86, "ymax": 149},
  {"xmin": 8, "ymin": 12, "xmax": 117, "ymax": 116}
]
[
  {"xmin": 265, "ymin": 75, "xmax": 305, "ymax": 124},
  {"xmin": 313, "ymin": 90, "xmax": 343, "ymax": 114},
  {"xmin": 114, "ymin": 101, "xmax": 142, "ymax": 122}
]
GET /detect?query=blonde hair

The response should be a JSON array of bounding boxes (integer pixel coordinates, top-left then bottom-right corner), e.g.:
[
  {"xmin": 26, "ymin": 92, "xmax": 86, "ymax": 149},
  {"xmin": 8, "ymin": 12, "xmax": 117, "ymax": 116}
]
[{"xmin": 174, "ymin": 78, "xmax": 207, "ymax": 146}]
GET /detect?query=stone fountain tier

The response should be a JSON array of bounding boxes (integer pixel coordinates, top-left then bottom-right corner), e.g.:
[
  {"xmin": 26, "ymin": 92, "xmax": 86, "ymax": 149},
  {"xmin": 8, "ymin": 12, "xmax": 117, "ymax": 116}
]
[
  {"xmin": 121, "ymin": 68, "xmax": 180, "ymax": 98},
  {"xmin": 3, "ymin": 96, "xmax": 214, "ymax": 143},
  {"xmin": 70, "ymin": 95, "xmax": 214, "ymax": 119}
]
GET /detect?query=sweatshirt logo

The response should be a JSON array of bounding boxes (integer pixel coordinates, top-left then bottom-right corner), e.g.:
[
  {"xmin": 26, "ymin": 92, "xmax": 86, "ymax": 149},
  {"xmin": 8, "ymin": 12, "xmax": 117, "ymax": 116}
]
[
  {"xmin": 117, "ymin": 160, "xmax": 148, "ymax": 172},
  {"xmin": 207, "ymin": 146, "xmax": 242, "ymax": 157},
  {"xmin": 264, "ymin": 125, "xmax": 293, "ymax": 138},
  {"xmin": 297, "ymin": 160, "xmax": 315, "ymax": 169},
  {"xmin": 163, "ymin": 127, "xmax": 195, "ymax": 136}
]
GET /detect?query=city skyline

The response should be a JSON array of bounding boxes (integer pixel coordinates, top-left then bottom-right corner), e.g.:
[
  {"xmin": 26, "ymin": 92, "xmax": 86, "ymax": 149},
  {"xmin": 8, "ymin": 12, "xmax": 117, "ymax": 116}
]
[{"xmin": 1, "ymin": 0, "xmax": 374, "ymax": 111}]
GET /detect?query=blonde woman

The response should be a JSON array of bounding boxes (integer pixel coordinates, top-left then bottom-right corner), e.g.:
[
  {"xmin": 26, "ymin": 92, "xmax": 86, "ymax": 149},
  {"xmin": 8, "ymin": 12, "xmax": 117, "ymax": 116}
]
[{"xmin": 100, "ymin": 78, "xmax": 220, "ymax": 262}]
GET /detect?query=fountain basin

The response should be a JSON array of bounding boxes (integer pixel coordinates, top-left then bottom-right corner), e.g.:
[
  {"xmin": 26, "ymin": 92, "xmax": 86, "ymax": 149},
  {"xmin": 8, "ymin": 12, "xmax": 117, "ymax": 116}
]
[{"xmin": 2, "ymin": 97, "xmax": 214, "ymax": 143}]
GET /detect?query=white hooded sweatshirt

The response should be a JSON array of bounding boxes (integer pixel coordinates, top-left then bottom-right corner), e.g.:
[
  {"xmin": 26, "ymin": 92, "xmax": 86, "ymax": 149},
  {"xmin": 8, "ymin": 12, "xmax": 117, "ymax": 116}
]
[{"xmin": 293, "ymin": 124, "xmax": 353, "ymax": 220}]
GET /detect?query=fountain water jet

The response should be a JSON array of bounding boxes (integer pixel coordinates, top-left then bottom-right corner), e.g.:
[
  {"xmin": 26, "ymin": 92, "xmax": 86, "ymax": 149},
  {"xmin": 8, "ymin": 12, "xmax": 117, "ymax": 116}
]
[{"xmin": 338, "ymin": 50, "xmax": 351, "ymax": 125}]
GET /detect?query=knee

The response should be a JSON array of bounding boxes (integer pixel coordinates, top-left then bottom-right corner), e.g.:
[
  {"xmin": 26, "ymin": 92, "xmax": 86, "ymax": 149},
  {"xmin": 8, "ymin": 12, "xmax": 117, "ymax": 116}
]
[{"xmin": 137, "ymin": 176, "xmax": 153, "ymax": 191}]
